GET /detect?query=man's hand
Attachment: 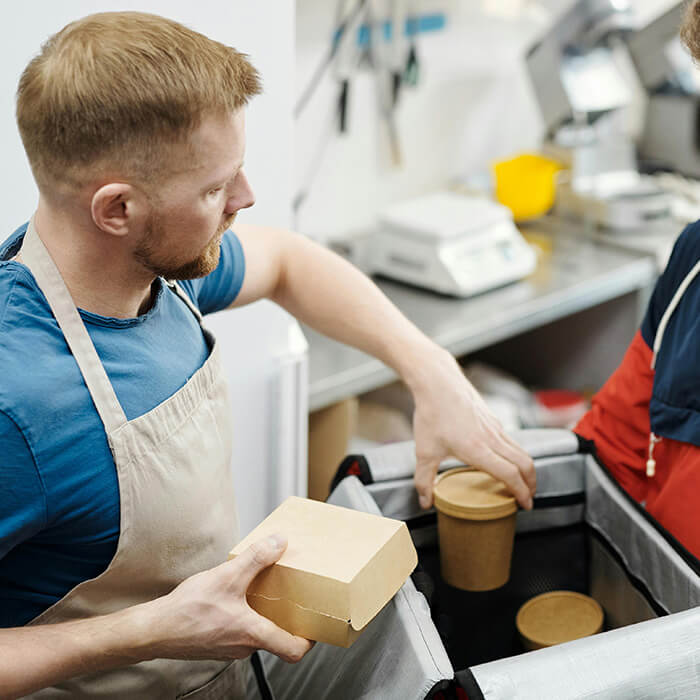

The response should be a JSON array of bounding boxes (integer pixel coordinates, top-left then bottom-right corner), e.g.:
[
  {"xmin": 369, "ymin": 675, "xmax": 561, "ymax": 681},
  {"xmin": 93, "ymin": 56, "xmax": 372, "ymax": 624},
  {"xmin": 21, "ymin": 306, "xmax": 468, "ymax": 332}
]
[
  {"xmin": 147, "ymin": 534, "xmax": 313, "ymax": 664},
  {"xmin": 0, "ymin": 536, "xmax": 312, "ymax": 699},
  {"xmin": 410, "ymin": 348, "xmax": 536, "ymax": 510}
]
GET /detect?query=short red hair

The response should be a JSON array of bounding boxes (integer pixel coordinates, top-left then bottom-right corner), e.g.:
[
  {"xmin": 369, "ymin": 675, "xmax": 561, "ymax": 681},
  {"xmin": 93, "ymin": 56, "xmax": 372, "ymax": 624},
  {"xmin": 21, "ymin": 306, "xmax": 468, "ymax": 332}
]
[
  {"xmin": 16, "ymin": 12, "xmax": 261, "ymax": 192},
  {"xmin": 681, "ymin": 1, "xmax": 700, "ymax": 62}
]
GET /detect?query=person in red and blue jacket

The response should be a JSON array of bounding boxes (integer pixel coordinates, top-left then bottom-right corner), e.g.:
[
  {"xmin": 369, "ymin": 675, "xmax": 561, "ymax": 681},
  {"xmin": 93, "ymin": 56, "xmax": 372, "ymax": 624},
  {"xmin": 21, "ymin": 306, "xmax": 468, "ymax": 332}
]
[
  {"xmin": 575, "ymin": 1, "xmax": 700, "ymax": 560},
  {"xmin": 575, "ymin": 220, "xmax": 700, "ymax": 558}
]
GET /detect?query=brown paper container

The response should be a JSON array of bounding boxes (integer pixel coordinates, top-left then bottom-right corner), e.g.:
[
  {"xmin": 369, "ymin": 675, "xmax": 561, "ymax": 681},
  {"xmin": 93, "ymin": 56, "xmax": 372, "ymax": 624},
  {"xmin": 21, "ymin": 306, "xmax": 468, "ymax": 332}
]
[
  {"xmin": 516, "ymin": 591, "xmax": 604, "ymax": 650},
  {"xmin": 229, "ymin": 497, "xmax": 418, "ymax": 647},
  {"xmin": 433, "ymin": 468, "xmax": 517, "ymax": 591}
]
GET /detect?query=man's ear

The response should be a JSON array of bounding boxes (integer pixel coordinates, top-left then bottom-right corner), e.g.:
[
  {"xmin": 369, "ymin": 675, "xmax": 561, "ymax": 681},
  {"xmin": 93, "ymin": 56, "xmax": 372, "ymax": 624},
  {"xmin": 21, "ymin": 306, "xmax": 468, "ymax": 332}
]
[{"xmin": 90, "ymin": 183, "xmax": 148, "ymax": 238}]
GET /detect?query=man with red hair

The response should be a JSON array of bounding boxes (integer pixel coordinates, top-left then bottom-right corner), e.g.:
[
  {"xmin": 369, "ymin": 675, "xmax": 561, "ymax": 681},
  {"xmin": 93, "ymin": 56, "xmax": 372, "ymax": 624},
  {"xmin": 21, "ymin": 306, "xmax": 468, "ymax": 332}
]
[{"xmin": 0, "ymin": 11, "xmax": 534, "ymax": 698}]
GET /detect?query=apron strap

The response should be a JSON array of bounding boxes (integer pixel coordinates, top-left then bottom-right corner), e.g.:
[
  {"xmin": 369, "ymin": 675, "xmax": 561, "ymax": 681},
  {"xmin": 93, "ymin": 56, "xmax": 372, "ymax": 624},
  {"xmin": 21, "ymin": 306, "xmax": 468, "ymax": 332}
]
[
  {"xmin": 21, "ymin": 218, "xmax": 128, "ymax": 434},
  {"xmin": 165, "ymin": 280, "xmax": 204, "ymax": 324},
  {"xmin": 651, "ymin": 259, "xmax": 700, "ymax": 370}
]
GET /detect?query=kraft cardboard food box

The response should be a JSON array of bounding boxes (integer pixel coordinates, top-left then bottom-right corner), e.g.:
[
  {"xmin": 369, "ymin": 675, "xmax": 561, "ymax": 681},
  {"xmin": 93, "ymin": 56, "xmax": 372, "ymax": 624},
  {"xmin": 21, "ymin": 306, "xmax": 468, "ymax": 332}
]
[{"xmin": 228, "ymin": 496, "xmax": 418, "ymax": 647}]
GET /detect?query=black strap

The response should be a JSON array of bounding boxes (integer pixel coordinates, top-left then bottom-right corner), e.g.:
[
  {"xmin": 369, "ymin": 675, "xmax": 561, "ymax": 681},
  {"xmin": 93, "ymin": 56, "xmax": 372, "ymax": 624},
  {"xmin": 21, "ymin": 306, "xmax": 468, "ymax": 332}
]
[
  {"xmin": 251, "ymin": 651, "xmax": 275, "ymax": 700},
  {"xmin": 533, "ymin": 492, "xmax": 585, "ymax": 509},
  {"xmin": 329, "ymin": 454, "xmax": 373, "ymax": 494},
  {"xmin": 574, "ymin": 431, "xmax": 596, "ymax": 455},
  {"xmin": 587, "ymin": 525, "xmax": 669, "ymax": 617},
  {"xmin": 455, "ymin": 668, "xmax": 486, "ymax": 700}
]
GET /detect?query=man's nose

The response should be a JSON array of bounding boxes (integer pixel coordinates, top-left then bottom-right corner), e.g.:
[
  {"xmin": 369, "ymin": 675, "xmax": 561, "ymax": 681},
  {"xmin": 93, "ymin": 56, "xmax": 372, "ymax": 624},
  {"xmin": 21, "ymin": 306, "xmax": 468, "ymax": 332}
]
[{"xmin": 225, "ymin": 171, "xmax": 255, "ymax": 214}]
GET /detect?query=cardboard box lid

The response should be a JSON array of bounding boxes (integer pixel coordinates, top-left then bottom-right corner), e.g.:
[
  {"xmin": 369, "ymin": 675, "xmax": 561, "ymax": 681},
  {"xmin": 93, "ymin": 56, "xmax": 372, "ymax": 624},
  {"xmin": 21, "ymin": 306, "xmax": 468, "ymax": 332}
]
[{"xmin": 230, "ymin": 496, "xmax": 417, "ymax": 632}]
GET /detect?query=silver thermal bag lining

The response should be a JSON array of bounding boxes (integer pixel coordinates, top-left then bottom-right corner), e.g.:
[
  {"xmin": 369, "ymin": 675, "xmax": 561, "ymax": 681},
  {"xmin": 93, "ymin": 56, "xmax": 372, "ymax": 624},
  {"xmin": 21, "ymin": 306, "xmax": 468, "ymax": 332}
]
[
  {"xmin": 361, "ymin": 429, "xmax": 584, "ymax": 527},
  {"xmin": 589, "ymin": 535, "xmax": 658, "ymax": 628},
  {"xmin": 254, "ymin": 475, "xmax": 454, "ymax": 700},
  {"xmin": 585, "ymin": 454, "xmax": 700, "ymax": 614},
  {"xmin": 367, "ymin": 452, "xmax": 587, "ymax": 533},
  {"xmin": 257, "ymin": 432, "xmax": 700, "ymax": 699},
  {"xmin": 469, "ymin": 606, "xmax": 700, "ymax": 700},
  {"xmin": 470, "ymin": 454, "xmax": 700, "ymax": 700},
  {"xmin": 357, "ymin": 429, "xmax": 580, "ymax": 485}
]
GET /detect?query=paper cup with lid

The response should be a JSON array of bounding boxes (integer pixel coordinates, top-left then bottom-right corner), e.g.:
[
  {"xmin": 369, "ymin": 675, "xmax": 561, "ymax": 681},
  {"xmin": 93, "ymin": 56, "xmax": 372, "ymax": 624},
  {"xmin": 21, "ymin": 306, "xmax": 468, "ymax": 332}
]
[
  {"xmin": 433, "ymin": 467, "xmax": 518, "ymax": 591},
  {"xmin": 516, "ymin": 591, "xmax": 604, "ymax": 650}
]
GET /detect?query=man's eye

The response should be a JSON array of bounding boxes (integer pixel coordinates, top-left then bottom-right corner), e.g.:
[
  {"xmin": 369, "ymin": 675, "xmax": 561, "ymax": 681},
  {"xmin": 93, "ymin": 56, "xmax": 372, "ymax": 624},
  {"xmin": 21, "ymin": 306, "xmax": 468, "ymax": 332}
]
[{"xmin": 208, "ymin": 187, "xmax": 223, "ymax": 195}]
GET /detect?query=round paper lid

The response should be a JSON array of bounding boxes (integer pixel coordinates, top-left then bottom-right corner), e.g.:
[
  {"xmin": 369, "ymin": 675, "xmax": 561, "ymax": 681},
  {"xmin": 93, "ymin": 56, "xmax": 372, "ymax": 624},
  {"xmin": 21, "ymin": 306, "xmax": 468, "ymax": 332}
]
[
  {"xmin": 516, "ymin": 591, "xmax": 604, "ymax": 648},
  {"xmin": 433, "ymin": 467, "xmax": 517, "ymax": 520}
]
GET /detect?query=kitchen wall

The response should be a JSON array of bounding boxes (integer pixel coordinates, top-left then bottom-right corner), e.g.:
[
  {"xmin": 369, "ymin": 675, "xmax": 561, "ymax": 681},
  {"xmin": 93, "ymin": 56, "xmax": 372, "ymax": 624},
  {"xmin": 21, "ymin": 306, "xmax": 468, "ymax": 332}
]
[
  {"xmin": 293, "ymin": 0, "xmax": 684, "ymax": 241},
  {"xmin": 1, "ymin": 0, "xmax": 682, "ymax": 240},
  {"xmin": 294, "ymin": 0, "xmax": 548, "ymax": 241}
]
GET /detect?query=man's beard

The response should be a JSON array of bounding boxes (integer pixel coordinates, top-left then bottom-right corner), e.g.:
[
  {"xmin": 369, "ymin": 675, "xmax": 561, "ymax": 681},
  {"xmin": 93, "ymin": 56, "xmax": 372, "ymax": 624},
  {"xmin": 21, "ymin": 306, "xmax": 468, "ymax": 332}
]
[{"xmin": 135, "ymin": 213, "xmax": 236, "ymax": 280}]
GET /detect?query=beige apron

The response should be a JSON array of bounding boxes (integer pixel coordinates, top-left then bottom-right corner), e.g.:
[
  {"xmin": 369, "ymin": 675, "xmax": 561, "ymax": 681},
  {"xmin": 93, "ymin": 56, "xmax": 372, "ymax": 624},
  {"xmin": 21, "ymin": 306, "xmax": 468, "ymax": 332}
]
[{"xmin": 20, "ymin": 219, "xmax": 248, "ymax": 699}]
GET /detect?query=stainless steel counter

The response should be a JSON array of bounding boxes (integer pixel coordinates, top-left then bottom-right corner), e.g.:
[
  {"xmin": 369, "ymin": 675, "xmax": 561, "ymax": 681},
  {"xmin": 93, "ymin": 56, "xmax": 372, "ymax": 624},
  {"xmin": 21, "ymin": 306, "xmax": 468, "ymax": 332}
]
[{"xmin": 306, "ymin": 217, "xmax": 661, "ymax": 412}]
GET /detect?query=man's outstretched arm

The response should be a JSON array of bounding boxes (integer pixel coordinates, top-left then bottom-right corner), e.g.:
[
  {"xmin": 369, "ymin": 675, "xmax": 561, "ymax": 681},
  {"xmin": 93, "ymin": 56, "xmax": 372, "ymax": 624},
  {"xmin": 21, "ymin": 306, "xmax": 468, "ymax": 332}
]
[{"xmin": 232, "ymin": 224, "xmax": 535, "ymax": 509}]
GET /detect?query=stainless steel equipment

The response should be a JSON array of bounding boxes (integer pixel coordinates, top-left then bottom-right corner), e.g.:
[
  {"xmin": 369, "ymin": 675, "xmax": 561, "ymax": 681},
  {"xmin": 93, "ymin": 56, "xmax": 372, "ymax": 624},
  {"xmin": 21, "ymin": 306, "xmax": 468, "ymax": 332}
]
[
  {"xmin": 525, "ymin": 0, "xmax": 673, "ymax": 230},
  {"xmin": 367, "ymin": 192, "xmax": 537, "ymax": 298},
  {"xmin": 627, "ymin": 3, "xmax": 700, "ymax": 177},
  {"xmin": 526, "ymin": 0, "xmax": 635, "ymax": 137}
]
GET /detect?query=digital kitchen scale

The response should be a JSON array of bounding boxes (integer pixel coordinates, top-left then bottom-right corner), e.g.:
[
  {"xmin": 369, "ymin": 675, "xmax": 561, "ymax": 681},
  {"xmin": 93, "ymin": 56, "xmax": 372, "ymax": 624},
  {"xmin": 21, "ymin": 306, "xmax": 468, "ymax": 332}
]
[{"xmin": 369, "ymin": 192, "xmax": 537, "ymax": 297}]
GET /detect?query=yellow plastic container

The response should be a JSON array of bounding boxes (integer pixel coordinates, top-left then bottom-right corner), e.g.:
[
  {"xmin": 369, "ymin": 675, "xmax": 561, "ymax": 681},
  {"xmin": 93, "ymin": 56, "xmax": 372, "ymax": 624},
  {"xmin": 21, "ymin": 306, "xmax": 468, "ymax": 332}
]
[{"xmin": 493, "ymin": 153, "xmax": 561, "ymax": 222}]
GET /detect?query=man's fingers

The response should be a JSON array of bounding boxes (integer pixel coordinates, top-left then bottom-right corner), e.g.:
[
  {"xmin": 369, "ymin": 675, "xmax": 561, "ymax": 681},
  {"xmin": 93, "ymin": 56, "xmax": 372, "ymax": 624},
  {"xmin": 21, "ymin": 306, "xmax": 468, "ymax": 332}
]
[
  {"xmin": 249, "ymin": 613, "xmax": 314, "ymax": 664},
  {"xmin": 467, "ymin": 419, "xmax": 536, "ymax": 501},
  {"xmin": 230, "ymin": 534, "xmax": 288, "ymax": 592},
  {"xmin": 498, "ymin": 426, "xmax": 525, "ymax": 452},
  {"xmin": 492, "ymin": 432, "xmax": 536, "ymax": 496},
  {"xmin": 414, "ymin": 456, "xmax": 441, "ymax": 509},
  {"xmin": 472, "ymin": 448, "xmax": 533, "ymax": 510}
]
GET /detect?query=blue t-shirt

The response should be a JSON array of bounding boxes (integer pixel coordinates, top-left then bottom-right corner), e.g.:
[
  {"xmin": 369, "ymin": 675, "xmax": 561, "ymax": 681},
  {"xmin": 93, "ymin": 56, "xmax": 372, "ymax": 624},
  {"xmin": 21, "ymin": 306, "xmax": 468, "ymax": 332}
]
[{"xmin": 0, "ymin": 223, "xmax": 245, "ymax": 626}]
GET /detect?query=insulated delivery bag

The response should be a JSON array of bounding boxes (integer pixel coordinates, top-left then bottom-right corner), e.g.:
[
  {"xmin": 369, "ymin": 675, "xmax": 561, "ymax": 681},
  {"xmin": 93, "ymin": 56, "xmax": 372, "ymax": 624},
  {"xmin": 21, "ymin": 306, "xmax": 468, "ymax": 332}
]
[{"xmin": 249, "ymin": 429, "xmax": 700, "ymax": 700}]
